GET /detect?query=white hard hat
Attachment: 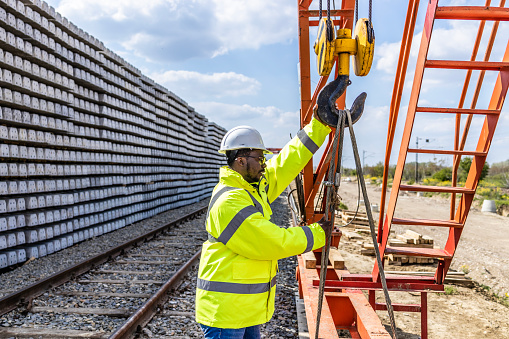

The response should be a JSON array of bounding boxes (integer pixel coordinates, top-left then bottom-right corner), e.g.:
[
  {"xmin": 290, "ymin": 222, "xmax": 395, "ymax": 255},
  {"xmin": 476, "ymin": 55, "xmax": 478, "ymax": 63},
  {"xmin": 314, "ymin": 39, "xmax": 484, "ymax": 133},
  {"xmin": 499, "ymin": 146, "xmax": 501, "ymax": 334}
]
[{"xmin": 219, "ymin": 126, "xmax": 272, "ymax": 154}]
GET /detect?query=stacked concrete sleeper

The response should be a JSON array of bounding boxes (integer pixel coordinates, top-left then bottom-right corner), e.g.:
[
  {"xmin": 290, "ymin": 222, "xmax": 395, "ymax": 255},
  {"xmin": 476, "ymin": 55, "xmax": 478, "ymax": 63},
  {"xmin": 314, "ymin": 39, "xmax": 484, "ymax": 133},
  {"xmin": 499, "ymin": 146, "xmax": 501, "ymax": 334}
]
[{"xmin": 0, "ymin": 0, "xmax": 227, "ymax": 269}]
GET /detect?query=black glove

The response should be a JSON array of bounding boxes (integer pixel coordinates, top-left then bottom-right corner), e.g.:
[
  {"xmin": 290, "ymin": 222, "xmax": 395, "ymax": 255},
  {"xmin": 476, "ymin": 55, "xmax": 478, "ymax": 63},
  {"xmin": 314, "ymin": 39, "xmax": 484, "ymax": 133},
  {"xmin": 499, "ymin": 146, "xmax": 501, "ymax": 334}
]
[{"xmin": 316, "ymin": 217, "xmax": 332, "ymax": 234}]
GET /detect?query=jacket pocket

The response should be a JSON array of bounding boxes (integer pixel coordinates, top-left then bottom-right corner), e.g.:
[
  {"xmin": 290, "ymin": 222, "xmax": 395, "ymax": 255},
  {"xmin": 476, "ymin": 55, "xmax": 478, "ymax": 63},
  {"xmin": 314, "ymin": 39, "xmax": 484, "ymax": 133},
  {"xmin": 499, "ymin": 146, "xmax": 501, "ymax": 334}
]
[{"xmin": 232, "ymin": 260, "xmax": 271, "ymax": 280}]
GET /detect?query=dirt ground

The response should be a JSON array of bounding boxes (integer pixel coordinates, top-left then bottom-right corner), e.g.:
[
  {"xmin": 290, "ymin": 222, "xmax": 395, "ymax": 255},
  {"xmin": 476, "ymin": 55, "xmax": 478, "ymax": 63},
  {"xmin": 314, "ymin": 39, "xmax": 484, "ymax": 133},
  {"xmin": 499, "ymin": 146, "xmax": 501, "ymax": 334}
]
[{"xmin": 333, "ymin": 179, "xmax": 509, "ymax": 338}]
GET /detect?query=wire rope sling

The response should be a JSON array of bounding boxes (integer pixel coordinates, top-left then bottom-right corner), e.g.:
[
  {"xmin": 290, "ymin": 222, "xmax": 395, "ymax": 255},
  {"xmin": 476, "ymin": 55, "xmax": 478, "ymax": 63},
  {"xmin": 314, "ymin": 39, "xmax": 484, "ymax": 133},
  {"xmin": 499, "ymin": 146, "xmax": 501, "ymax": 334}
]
[{"xmin": 311, "ymin": 1, "xmax": 398, "ymax": 338}]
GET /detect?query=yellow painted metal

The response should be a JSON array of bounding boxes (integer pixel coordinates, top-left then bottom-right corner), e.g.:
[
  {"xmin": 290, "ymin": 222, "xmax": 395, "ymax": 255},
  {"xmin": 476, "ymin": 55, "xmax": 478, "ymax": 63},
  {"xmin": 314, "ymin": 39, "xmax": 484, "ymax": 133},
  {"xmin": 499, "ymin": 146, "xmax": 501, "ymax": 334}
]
[
  {"xmin": 314, "ymin": 18, "xmax": 336, "ymax": 76},
  {"xmin": 353, "ymin": 18, "xmax": 375, "ymax": 76},
  {"xmin": 334, "ymin": 28, "xmax": 356, "ymax": 75}
]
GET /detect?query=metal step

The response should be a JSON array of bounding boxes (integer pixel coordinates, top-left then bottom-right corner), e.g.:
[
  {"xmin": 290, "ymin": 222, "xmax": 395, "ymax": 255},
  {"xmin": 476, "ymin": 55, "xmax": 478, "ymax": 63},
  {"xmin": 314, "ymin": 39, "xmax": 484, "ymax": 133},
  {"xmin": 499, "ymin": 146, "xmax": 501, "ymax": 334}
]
[
  {"xmin": 426, "ymin": 60, "xmax": 509, "ymax": 71},
  {"xmin": 407, "ymin": 148, "xmax": 487, "ymax": 156},
  {"xmin": 399, "ymin": 185, "xmax": 475, "ymax": 194},
  {"xmin": 392, "ymin": 217, "xmax": 463, "ymax": 228},
  {"xmin": 435, "ymin": 6, "xmax": 509, "ymax": 21},
  {"xmin": 385, "ymin": 247, "xmax": 452, "ymax": 259},
  {"xmin": 416, "ymin": 107, "xmax": 501, "ymax": 115}
]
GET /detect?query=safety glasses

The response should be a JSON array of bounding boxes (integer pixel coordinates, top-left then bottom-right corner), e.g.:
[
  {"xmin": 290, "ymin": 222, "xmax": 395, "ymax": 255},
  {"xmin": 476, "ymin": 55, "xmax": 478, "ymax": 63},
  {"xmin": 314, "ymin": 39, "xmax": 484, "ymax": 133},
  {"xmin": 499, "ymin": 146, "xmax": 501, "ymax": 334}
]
[{"xmin": 239, "ymin": 155, "xmax": 266, "ymax": 166}]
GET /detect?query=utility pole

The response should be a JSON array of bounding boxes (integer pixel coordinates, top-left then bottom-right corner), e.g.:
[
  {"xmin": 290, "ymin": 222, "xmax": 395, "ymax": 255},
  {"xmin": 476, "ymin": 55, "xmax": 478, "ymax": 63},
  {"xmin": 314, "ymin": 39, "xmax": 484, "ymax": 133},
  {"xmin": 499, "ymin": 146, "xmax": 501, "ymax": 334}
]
[
  {"xmin": 363, "ymin": 150, "xmax": 366, "ymax": 170},
  {"xmin": 415, "ymin": 137, "xmax": 429, "ymax": 183},
  {"xmin": 415, "ymin": 137, "xmax": 419, "ymax": 183}
]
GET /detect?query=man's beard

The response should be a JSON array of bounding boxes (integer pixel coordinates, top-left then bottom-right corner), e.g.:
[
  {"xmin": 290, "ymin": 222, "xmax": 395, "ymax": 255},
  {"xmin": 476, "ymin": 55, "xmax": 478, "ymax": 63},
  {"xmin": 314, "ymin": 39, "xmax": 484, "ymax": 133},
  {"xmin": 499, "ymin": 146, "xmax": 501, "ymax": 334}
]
[{"xmin": 244, "ymin": 162, "xmax": 261, "ymax": 183}]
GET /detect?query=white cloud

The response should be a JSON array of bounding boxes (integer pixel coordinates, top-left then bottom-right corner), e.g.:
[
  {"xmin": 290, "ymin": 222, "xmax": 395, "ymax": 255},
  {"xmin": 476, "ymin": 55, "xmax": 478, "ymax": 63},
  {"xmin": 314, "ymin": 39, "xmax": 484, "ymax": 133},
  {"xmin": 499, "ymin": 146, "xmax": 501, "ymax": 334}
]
[
  {"xmin": 55, "ymin": 0, "xmax": 296, "ymax": 62},
  {"xmin": 211, "ymin": 0, "xmax": 295, "ymax": 53},
  {"xmin": 192, "ymin": 101, "xmax": 299, "ymax": 147},
  {"xmin": 151, "ymin": 70, "xmax": 261, "ymax": 100},
  {"xmin": 375, "ymin": 40, "xmax": 403, "ymax": 75},
  {"xmin": 57, "ymin": 0, "xmax": 173, "ymax": 21}
]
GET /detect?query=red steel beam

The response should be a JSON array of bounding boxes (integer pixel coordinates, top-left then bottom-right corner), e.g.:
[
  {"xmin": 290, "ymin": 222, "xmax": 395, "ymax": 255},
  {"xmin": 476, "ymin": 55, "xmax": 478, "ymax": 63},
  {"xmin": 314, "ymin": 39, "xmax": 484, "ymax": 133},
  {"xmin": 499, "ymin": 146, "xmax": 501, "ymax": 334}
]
[
  {"xmin": 300, "ymin": 9, "xmax": 354, "ymax": 17},
  {"xmin": 297, "ymin": 255, "xmax": 391, "ymax": 338},
  {"xmin": 312, "ymin": 279, "xmax": 445, "ymax": 292},
  {"xmin": 436, "ymin": 6, "xmax": 509, "ymax": 21},
  {"xmin": 298, "ymin": 0, "xmax": 354, "ymax": 223},
  {"xmin": 425, "ymin": 60, "xmax": 509, "ymax": 70}
]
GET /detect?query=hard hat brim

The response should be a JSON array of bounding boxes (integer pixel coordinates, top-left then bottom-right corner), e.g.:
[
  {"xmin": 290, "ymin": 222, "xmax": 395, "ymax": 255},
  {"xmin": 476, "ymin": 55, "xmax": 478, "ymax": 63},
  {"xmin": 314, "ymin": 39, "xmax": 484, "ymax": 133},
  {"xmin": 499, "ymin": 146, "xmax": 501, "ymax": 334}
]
[{"xmin": 218, "ymin": 147, "xmax": 273, "ymax": 155}]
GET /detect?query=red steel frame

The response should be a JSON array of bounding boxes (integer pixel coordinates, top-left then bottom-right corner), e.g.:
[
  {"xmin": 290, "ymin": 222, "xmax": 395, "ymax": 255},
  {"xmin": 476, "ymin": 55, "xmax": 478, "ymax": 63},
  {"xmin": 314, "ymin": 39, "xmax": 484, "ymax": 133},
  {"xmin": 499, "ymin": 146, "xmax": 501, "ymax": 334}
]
[
  {"xmin": 297, "ymin": 1, "xmax": 392, "ymax": 338},
  {"xmin": 298, "ymin": 0, "xmax": 354, "ymax": 223},
  {"xmin": 296, "ymin": 1, "xmax": 509, "ymax": 338}
]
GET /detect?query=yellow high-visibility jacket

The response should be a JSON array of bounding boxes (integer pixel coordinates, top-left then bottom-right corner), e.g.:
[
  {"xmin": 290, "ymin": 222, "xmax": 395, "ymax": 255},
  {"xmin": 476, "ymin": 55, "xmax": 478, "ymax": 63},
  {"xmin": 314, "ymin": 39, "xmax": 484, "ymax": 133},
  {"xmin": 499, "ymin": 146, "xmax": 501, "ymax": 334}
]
[{"xmin": 195, "ymin": 118, "xmax": 331, "ymax": 329}]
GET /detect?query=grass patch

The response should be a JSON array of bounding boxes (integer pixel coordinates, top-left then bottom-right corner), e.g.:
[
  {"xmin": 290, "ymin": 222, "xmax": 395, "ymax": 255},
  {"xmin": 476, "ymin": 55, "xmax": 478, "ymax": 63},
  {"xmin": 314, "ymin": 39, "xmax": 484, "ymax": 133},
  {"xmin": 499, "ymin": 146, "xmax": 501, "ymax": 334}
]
[
  {"xmin": 444, "ymin": 286, "xmax": 457, "ymax": 295},
  {"xmin": 475, "ymin": 283, "xmax": 509, "ymax": 308},
  {"xmin": 460, "ymin": 264, "xmax": 470, "ymax": 274}
]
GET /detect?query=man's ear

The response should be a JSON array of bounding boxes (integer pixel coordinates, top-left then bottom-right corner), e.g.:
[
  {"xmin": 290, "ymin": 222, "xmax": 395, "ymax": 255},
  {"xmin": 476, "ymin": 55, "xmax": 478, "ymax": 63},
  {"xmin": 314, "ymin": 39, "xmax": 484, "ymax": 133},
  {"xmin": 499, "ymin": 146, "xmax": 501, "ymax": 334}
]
[{"xmin": 236, "ymin": 157, "xmax": 246, "ymax": 167}]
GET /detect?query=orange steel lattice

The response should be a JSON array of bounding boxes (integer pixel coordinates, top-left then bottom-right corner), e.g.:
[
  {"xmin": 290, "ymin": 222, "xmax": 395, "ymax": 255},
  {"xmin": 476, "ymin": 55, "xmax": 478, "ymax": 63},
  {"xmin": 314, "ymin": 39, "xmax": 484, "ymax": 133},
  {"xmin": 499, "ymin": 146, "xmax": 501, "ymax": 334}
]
[
  {"xmin": 297, "ymin": 1, "xmax": 391, "ymax": 338},
  {"xmin": 298, "ymin": 0, "xmax": 354, "ymax": 224},
  {"xmin": 296, "ymin": 1, "xmax": 509, "ymax": 338}
]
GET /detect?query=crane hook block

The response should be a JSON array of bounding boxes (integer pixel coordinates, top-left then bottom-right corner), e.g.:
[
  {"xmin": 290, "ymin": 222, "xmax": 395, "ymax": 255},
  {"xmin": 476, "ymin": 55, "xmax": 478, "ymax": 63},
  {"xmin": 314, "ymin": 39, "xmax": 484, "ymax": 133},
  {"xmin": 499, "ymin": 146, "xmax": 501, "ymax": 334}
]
[
  {"xmin": 316, "ymin": 74, "xmax": 367, "ymax": 127},
  {"xmin": 314, "ymin": 18, "xmax": 336, "ymax": 76},
  {"xmin": 353, "ymin": 18, "xmax": 375, "ymax": 77}
]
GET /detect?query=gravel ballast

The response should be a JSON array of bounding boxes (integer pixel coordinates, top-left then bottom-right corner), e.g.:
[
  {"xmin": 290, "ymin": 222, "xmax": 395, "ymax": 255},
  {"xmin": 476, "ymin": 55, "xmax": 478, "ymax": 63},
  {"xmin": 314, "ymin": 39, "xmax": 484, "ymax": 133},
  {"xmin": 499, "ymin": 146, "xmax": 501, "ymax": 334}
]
[
  {"xmin": 0, "ymin": 200, "xmax": 208, "ymax": 298},
  {"xmin": 140, "ymin": 193, "xmax": 301, "ymax": 338},
  {"xmin": 1, "ymin": 193, "xmax": 302, "ymax": 338}
]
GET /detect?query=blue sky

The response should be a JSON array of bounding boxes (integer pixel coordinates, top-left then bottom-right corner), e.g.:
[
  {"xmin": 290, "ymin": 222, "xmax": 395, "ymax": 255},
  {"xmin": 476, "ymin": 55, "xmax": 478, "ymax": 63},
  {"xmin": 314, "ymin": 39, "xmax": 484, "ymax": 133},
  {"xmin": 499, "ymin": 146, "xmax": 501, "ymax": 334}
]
[{"xmin": 44, "ymin": 0, "xmax": 508, "ymax": 168}]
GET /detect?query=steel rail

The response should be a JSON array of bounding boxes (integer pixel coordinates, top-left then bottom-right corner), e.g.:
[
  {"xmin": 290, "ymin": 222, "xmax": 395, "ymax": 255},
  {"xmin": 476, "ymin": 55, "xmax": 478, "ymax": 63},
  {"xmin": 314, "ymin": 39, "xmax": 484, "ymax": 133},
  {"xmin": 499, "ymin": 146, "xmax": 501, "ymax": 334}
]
[
  {"xmin": 0, "ymin": 206, "xmax": 207, "ymax": 317},
  {"xmin": 109, "ymin": 250, "xmax": 201, "ymax": 339}
]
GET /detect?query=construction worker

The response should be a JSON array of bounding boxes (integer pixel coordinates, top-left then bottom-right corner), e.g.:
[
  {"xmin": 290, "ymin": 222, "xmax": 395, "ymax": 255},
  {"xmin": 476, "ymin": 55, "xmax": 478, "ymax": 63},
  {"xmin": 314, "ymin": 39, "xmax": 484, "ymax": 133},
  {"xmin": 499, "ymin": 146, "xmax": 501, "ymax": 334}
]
[{"xmin": 195, "ymin": 114, "xmax": 332, "ymax": 339}]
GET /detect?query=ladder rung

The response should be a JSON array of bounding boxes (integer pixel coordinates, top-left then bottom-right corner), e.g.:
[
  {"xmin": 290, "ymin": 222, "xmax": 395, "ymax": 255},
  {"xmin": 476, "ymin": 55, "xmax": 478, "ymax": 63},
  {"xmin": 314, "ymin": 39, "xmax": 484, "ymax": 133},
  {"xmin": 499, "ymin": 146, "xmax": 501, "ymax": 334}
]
[
  {"xmin": 385, "ymin": 247, "xmax": 452, "ymax": 259},
  {"xmin": 436, "ymin": 6, "xmax": 509, "ymax": 21},
  {"xmin": 392, "ymin": 217, "xmax": 463, "ymax": 228},
  {"xmin": 399, "ymin": 185, "xmax": 475, "ymax": 194},
  {"xmin": 416, "ymin": 107, "xmax": 500, "ymax": 115},
  {"xmin": 425, "ymin": 60, "xmax": 509, "ymax": 71},
  {"xmin": 407, "ymin": 149, "xmax": 487, "ymax": 156}
]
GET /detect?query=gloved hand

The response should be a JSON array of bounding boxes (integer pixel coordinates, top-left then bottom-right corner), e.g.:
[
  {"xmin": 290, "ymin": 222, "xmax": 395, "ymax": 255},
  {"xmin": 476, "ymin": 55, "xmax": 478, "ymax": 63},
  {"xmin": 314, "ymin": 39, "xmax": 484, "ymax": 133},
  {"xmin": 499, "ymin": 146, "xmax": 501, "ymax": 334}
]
[
  {"xmin": 313, "ymin": 105, "xmax": 327, "ymax": 125},
  {"xmin": 316, "ymin": 217, "xmax": 332, "ymax": 235}
]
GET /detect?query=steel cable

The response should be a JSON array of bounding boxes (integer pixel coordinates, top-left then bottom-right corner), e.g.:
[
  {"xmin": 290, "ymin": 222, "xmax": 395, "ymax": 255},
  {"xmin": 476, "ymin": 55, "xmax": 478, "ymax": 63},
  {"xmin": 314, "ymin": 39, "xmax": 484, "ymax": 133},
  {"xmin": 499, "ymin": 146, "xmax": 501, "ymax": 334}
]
[
  {"xmin": 314, "ymin": 110, "xmax": 346, "ymax": 339},
  {"xmin": 313, "ymin": 107, "xmax": 397, "ymax": 339},
  {"xmin": 355, "ymin": 0, "xmax": 359, "ymax": 25},
  {"xmin": 345, "ymin": 110, "xmax": 397, "ymax": 339}
]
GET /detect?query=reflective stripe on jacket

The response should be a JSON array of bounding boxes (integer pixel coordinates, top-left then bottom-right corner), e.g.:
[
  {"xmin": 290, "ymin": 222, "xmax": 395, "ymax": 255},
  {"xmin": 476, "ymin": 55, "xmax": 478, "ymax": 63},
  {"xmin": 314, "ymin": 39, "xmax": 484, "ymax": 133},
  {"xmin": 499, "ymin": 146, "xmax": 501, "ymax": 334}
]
[{"xmin": 195, "ymin": 118, "xmax": 331, "ymax": 329}]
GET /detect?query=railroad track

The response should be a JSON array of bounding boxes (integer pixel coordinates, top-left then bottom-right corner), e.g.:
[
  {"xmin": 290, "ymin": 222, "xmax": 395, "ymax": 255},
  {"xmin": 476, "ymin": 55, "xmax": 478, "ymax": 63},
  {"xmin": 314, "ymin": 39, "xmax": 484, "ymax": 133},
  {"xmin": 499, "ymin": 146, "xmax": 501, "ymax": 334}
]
[{"xmin": 0, "ymin": 206, "xmax": 207, "ymax": 338}]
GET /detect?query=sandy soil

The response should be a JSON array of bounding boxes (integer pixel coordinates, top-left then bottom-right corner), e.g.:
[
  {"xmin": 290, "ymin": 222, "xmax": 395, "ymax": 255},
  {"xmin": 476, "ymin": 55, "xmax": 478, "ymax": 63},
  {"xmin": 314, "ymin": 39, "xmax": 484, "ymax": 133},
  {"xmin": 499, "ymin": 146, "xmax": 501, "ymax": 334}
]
[{"xmin": 333, "ymin": 179, "xmax": 509, "ymax": 338}]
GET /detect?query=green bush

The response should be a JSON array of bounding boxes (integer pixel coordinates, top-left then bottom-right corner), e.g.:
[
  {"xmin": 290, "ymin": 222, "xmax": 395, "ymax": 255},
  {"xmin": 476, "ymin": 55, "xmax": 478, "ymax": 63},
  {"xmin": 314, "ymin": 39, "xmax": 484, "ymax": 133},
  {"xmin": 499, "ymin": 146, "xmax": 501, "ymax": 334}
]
[
  {"xmin": 444, "ymin": 286, "xmax": 457, "ymax": 295},
  {"xmin": 459, "ymin": 157, "xmax": 489, "ymax": 181},
  {"xmin": 432, "ymin": 167, "xmax": 452, "ymax": 181}
]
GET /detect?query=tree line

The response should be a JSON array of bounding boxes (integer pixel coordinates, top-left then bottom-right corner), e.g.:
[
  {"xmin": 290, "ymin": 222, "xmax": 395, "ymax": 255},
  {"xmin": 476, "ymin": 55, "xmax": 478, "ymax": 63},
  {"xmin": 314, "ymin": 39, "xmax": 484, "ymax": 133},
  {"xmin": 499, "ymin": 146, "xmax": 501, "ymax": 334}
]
[{"xmin": 343, "ymin": 157, "xmax": 504, "ymax": 185}]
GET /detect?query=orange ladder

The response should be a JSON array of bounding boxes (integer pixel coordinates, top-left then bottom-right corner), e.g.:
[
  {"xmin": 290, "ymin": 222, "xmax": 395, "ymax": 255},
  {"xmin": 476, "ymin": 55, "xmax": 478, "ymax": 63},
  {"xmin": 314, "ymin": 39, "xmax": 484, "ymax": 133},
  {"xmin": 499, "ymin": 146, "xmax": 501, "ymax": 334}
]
[
  {"xmin": 366, "ymin": 1, "xmax": 509, "ymax": 337},
  {"xmin": 376, "ymin": 0, "xmax": 509, "ymax": 285},
  {"xmin": 297, "ymin": 1, "xmax": 509, "ymax": 338}
]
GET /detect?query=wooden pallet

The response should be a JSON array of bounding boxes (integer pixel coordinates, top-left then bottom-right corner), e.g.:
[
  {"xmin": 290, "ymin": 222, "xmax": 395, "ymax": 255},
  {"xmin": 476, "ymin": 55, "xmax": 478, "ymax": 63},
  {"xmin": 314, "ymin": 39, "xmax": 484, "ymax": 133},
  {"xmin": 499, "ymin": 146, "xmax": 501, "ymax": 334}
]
[
  {"xmin": 361, "ymin": 230, "xmax": 437, "ymax": 265},
  {"xmin": 385, "ymin": 270, "xmax": 474, "ymax": 287},
  {"xmin": 301, "ymin": 248, "xmax": 345, "ymax": 269},
  {"xmin": 336, "ymin": 210, "xmax": 370, "ymax": 226}
]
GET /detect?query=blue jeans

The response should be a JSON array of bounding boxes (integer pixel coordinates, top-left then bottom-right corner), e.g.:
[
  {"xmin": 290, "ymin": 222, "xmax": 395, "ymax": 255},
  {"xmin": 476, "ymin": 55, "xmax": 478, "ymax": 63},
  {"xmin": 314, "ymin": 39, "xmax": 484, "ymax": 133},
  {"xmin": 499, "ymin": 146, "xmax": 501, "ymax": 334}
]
[{"xmin": 199, "ymin": 324, "xmax": 261, "ymax": 339}]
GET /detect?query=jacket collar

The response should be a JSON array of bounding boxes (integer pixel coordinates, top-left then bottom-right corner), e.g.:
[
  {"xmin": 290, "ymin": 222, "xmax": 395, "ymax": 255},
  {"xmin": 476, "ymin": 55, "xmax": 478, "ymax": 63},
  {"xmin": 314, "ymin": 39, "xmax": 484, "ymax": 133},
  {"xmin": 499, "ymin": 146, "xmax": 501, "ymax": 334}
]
[{"xmin": 219, "ymin": 166, "xmax": 260, "ymax": 193}]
